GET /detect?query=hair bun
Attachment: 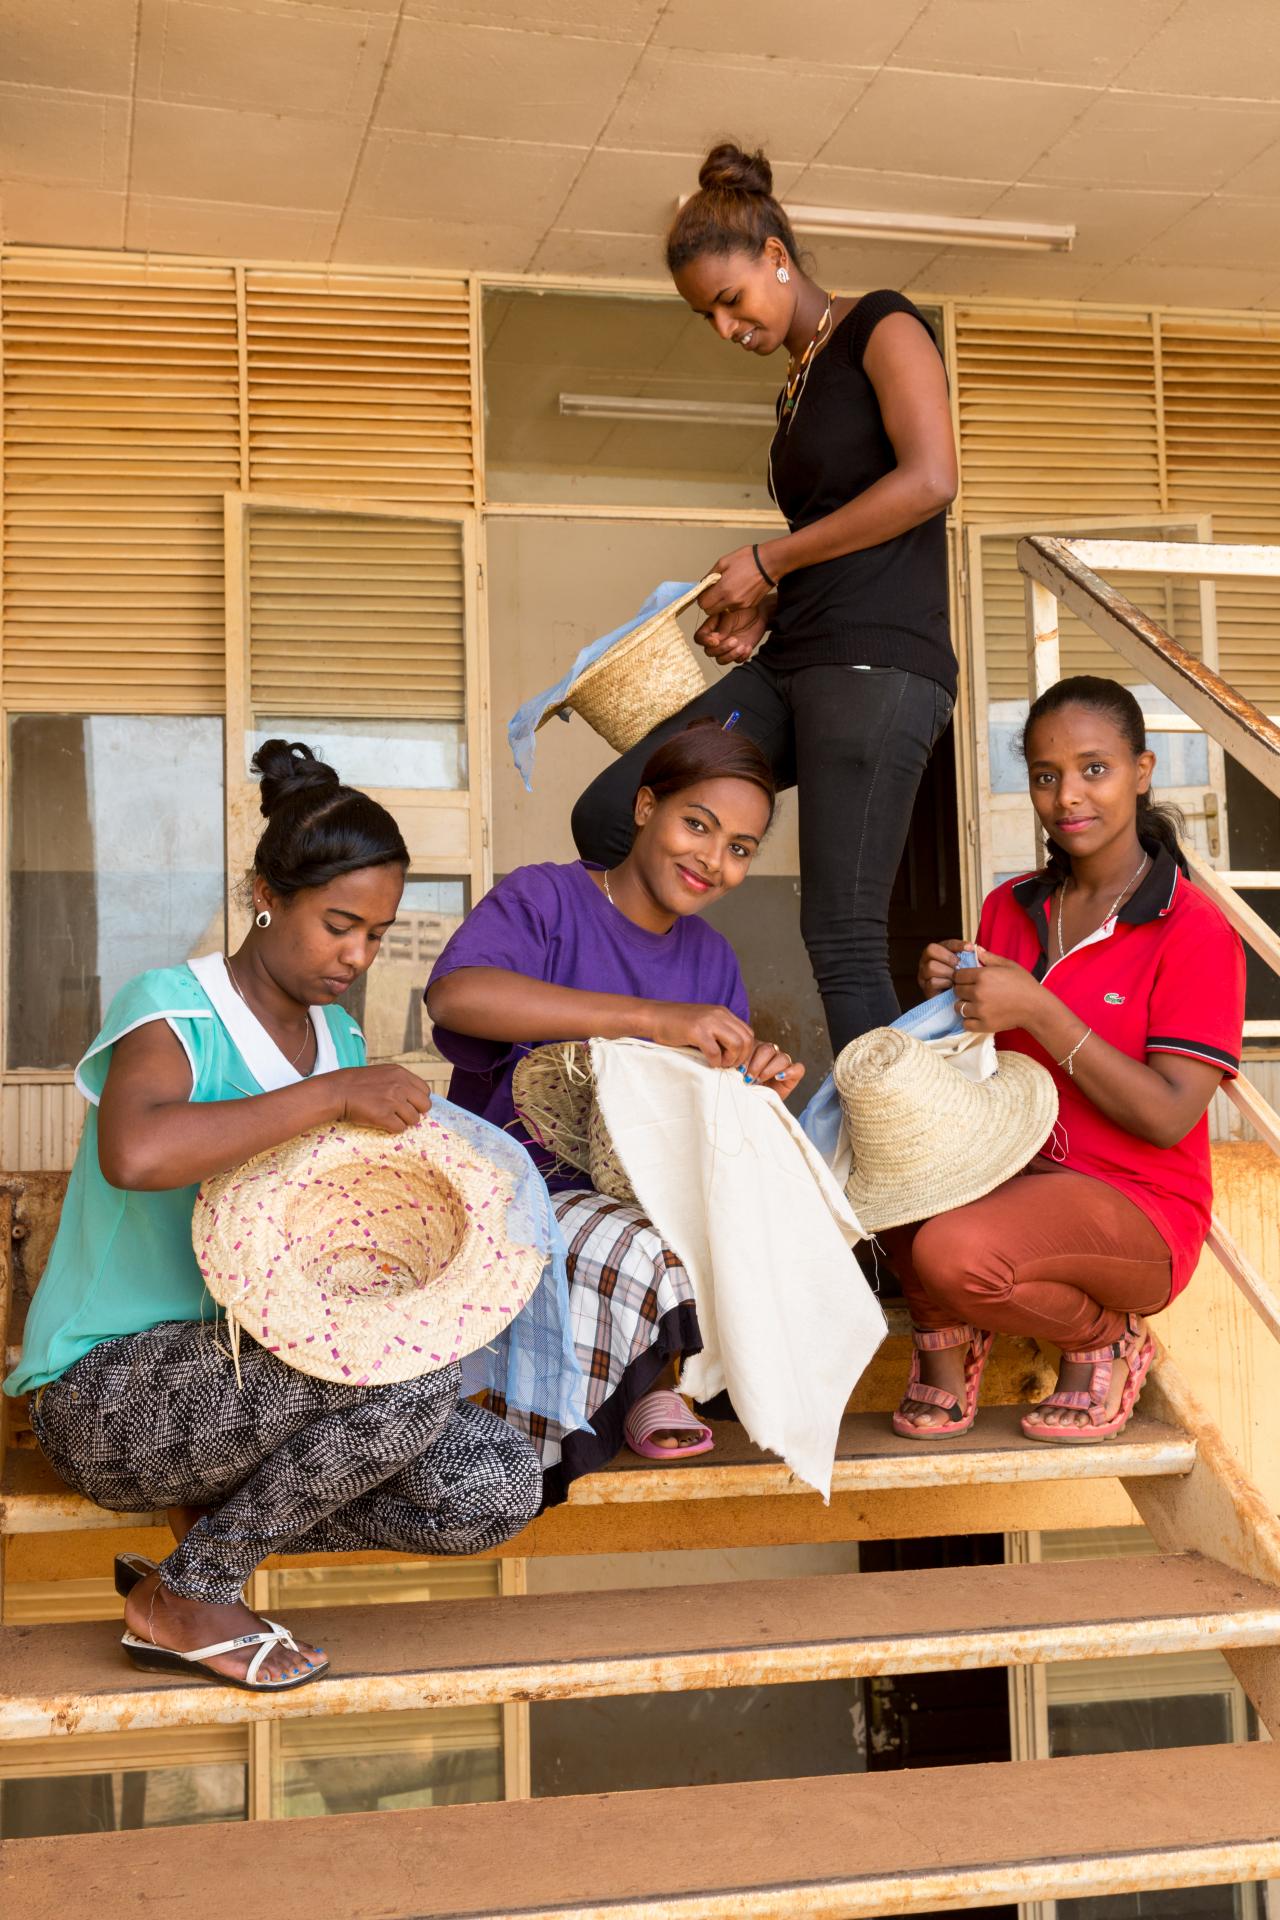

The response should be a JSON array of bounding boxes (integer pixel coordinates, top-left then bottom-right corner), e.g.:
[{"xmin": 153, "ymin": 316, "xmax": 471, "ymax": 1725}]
[
  {"xmin": 251, "ymin": 738, "xmax": 342, "ymax": 818},
  {"xmin": 698, "ymin": 142, "xmax": 773, "ymax": 197}
]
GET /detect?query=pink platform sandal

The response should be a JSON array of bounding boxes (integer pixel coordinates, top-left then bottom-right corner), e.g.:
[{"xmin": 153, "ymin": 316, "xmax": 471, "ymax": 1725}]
[
  {"xmin": 624, "ymin": 1388, "xmax": 714, "ymax": 1461},
  {"xmin": 892, "ymin": 1323, "xmax": 996, "ymax": 1440},
  {"xmin": 1020, "ymin": 1312, "xmax": 1156, "ymax": 1443}
]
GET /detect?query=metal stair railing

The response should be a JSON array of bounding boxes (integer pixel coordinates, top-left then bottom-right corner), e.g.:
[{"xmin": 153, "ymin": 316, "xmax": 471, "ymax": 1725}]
[{"xmin": 1018, "ymin": 534, "xmax": 1280, "ymax": 1344}]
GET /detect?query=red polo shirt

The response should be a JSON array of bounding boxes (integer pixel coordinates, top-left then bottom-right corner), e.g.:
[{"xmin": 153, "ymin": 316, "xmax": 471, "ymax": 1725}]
[{"xmin": 977, "ymin": 842, "xmax": 1245, "ymax": 1299}]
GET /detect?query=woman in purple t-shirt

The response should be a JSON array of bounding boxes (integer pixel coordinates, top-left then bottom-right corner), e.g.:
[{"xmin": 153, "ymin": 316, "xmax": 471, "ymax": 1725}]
[{"xmin": 427, "ymin": 721, "xmax": 805, "ymax": 1501}]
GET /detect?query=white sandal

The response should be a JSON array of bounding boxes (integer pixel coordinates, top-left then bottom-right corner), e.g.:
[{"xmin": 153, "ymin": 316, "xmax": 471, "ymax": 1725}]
[{"xmin": 121, "ymin": 1618, "xmax": 328, "ymax": 1693}]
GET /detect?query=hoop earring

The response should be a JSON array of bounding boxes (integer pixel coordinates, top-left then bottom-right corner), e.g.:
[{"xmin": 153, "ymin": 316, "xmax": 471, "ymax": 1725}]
[
  {"xmin": 776, "ymin": 267, "xmax": 790, "ymax": 283},
  {"xmin": 255, "ymin": 908, "xmax": 272, "ymax": 929}
]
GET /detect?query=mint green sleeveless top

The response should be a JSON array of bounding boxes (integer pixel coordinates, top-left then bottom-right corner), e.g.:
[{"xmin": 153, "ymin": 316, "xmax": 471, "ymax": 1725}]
[{"xmin": 5, "ymin": 958, "xmax": 366, "ymax": 1396}]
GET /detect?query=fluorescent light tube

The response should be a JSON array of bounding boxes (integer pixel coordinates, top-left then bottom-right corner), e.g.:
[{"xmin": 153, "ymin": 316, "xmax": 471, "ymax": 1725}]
[
  {"xmin": 677, "ymin": 197, "xmax": 1075, "ymax": 253},
  {"xmin": 559, "ymin": 393, "xmax": 775, "ymax": 426}
]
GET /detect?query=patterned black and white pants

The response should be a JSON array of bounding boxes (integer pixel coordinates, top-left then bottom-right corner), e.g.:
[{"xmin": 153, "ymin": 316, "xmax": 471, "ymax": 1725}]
[{"xmin": 32, "ymin": 1320, "xmax": 543, "ymax": 1604}]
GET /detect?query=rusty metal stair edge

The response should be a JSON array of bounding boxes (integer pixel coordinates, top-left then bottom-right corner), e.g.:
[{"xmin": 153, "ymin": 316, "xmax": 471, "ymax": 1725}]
[
  {"xmin": 7, "ymin": 1550, "xmax": 1280, "ymax": 1741},
  {"xmin": 510, "ymin": 1844, "xmax": 1280, "ymax": 1920},
  {"xmin": 4, "ymin": 1743, "xmax": 1279, "ymax": 1920},
  {"xmin": 0, "ymin": 1412, "xmax": 1198, "ymax": 1535}
]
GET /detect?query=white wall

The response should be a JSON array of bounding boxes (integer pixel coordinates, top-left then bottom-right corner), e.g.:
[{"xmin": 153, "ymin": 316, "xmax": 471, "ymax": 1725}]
[{"xmin": 484, "ymin": 516, "xmax": 800, "ymax": 878}]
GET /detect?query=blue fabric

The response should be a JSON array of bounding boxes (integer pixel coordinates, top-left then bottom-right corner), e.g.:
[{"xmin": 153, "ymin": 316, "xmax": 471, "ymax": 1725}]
[
  {"xmin": 435, "ymin": 1095, "xmax": 588, "ymax": 1437},
  {"xmin": 507, "ymin": 580, "xmax": 700, "ymax": 791},
  {"xmin": 798, "ymin": 953, "xmax": 977, "ymax": 1161}
]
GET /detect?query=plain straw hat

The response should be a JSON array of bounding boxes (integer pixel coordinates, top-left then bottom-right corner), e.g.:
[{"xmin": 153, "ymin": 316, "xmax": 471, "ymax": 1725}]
[
  {"xmin": 834, "ymin": 1027, "xmax": 1058, "ymax": 1233},
  {"xmin": 193, "ymin": 1114, "xmax": 546, "ymax": 1386},
  {"xmin": 512, "ymin": 1043, "xmax": 636, "ymax": 1204},
  {"xmin": 536, "ymin": 577, "xmax": 716, "ymax": 755}
]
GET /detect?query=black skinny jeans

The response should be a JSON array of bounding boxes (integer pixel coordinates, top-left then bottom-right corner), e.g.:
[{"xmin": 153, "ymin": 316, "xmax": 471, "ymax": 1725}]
[{"xmin": 571, "ymin": 657, "xmax": 954, "ymax": 1056}]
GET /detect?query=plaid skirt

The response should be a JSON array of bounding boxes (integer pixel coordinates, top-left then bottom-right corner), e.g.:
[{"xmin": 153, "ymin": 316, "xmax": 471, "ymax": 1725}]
[{"xmin": 490, "ymin": 1187, "xmax": 702, "ymax": 1505}]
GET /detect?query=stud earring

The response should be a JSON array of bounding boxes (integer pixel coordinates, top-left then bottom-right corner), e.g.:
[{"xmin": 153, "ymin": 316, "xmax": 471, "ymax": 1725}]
[
  {"xmin": 776, "ymin": 267, "xmax": 790, "ymax": 283},
  {"xmin": 255, "ymin": 908, "xmax": 272, "ymax": 929}
]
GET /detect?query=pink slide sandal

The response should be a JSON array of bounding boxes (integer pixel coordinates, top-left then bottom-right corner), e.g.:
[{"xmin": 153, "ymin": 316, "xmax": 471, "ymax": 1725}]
[{"xmin": 624, "ymin": 1388, "xmax": 715, "ymax": 1460}]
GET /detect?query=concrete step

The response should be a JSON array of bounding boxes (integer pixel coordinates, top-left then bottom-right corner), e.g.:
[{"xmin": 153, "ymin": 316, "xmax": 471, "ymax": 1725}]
[
  {"xmin": 7, "ymin": 1550, "xmax": 1277, "ymax": 1740},
  {"xmin": 5, "ymin": 1741, "xmax": 1279, "ymax": 1917},
  {"xmin": 0, "ymin": 1406, "xmax": 1194, "ymax": 1536}
]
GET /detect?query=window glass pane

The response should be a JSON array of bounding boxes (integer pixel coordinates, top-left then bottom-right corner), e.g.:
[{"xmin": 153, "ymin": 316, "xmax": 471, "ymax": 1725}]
[
  {"xmin": 245, "ymin": 719, "xmax": 467, "ymax": 792},
  {"xmin": 245, "ymin": 505, "xmax": 468, "ymax": 790},
  {"xmin": 1037, "ymin": 1531, "xmax": 1257, "ymax": 1920},
  {"xmin": 484, "ymin": 287, "xmax": 781, "ymax": 511},
  {"xmin": 987, "ymin": 690, "xmax": 1210, "ymax": 795},
  {"xmin": 0, "ymin": 1764, "xmax": 246, "ymax": 1839},
  {"xmin": 338, "ymin": 875, "xmax": 469, "ymax": 1066},
  {"xmin": 7, "ymin": 715, "xmax": 225, "ymax": 1071},
  {"xmin": 274, "ymin": 1707, "xmax": 502, "ymax": 1818},
  {"xmin": 484, "ymin": 288, "xmax": 943, "ymax": 512}
]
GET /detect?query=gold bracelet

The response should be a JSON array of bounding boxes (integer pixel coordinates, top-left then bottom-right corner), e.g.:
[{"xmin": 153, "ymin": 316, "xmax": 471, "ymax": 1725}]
[{"xmin": 1056, "ymin": 1027, "xmax": 1093, "ymax": 1078}]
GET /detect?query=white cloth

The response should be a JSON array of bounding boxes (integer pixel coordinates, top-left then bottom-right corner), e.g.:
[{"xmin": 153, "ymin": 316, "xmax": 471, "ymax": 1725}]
[{"xmin": 589, "ymin": 1038, "xmax": 886, "ymax": 1501}]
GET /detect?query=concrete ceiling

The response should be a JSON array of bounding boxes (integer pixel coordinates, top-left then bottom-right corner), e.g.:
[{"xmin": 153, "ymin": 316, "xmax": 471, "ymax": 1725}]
[{"xmin": 4, "ymin": 0, "xmax": 1280, "ymax": 307}]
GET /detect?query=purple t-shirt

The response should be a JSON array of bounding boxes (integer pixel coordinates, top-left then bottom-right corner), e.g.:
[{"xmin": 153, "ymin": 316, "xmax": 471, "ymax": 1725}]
[{"xmin": 427, "ymin": 860, "xmax": 749, "ymax": 1188}]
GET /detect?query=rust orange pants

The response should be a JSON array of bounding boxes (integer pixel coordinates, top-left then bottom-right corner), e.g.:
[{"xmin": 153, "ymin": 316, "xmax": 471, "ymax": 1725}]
[{"xmin": 879, "ymin": 1158, "xmax": 1174, "ymax": 1353}]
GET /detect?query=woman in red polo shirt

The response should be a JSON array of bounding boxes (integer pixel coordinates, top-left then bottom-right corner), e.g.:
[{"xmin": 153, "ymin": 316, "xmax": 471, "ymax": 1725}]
[{"xmin": 886, "ymin": 674, "xmax": 1245, "ymax": 1443}]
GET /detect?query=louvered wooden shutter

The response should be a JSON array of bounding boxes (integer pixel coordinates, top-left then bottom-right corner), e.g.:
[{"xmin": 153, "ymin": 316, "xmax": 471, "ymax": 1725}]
[
  {"xmin": 1162, "ymin": 315, "xmax": 1280, "ymax": 710},
  {"xmin": 956, "ymin": 306, "xmax": 1178, "ymax": 699},
  {"xmin": 955, "ymin": 306, "xmax": 1163, "ymax": 524},
  {"xmin": 1, "ymin": 256, "xmax": 240, "ymax": 712},
  {"xmin": 247, "ymin": 507, "xmax": 466, "ymax": 721},
  {"xmin": 244, "ymin": 272, "xmax": 473, "ymax": 505}
]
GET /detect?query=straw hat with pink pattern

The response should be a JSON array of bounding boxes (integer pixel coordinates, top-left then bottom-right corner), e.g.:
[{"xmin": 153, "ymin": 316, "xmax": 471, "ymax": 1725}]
[{"xmin": 193, "ymin": 1113, "xmax": 546, "ymax": 1386}]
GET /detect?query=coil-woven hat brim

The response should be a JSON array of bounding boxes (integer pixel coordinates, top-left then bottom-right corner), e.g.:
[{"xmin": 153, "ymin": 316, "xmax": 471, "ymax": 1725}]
[
  {"xmin": 535, "ymin": 577, "xmax": 715, "ymax": 756},
  {"xmin": 512, "ymin": 1042, "xmax": 593, "ymax": 1173},
  {"xmin": 193, "ymin": 1114, "xmax": 545, "ymax": 1387},
  {"xmin": 835, "ymin": 1027, "xmax": 1059, "ymax": 1234}
]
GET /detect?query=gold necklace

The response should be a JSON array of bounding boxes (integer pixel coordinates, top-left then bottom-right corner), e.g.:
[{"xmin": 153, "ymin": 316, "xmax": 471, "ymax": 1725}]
[
  {"xmin": 780, "ymin": 293, "xmax": 833, "ymax": 420},
  {"xmin": 225, "ymin": 956, "xmax": 313, "ymax": 1068},
  {"xmin": 1054, "ymin": 852, "xmax": 1149, "ymax": 964},
  {"xmin": 601, "ymin": 869, "xmax": 616, "ymax": 906}
]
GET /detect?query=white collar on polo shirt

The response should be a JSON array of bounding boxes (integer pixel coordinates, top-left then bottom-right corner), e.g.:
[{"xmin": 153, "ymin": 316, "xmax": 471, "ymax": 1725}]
[{"xmin": 188, "ymin": 951, "xmax": 337, "ymax": 1092}]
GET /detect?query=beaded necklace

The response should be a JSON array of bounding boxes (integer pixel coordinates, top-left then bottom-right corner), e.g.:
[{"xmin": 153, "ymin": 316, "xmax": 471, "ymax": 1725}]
[{"xmin": 768, "ymin": 293, "xmax": 833, "ymax": 504}]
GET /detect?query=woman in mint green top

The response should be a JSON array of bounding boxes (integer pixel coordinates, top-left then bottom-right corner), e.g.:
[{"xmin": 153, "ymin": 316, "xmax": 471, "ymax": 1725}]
[
  {"xmin": 7, "ymin": 957, "xmax": 369, "ymax": 1395},
  {"xmin": 9, "ymin": 740, "xmax": 540, "ymax": 1696}
]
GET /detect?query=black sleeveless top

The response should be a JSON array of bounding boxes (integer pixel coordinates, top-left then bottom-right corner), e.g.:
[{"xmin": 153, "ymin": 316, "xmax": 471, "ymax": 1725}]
[{"xmin": 761, "ymin": 288, "xmax": 955, "ymax": 696}]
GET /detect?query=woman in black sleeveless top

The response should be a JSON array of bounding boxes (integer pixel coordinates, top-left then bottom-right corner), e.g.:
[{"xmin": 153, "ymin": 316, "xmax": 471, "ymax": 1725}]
[{"xmin": 571, "ymin": 143, "xmax": 958, "ymax": 1057}]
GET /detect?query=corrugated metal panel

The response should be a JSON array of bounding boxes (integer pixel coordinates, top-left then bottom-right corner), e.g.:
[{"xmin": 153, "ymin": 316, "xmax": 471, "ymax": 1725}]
[
  {"xmin": 0, "ymin": 1082, "xmax": 86, "ymax": 1172},
  {"xmin": 1210, "ymin": 1058, "xmax": 1280, "ymax": 1143}
]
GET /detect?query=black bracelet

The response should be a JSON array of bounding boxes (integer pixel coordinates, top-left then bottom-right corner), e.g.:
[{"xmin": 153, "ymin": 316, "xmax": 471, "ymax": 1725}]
[{"xmin": 751, "ymin": 542, "xmax": 776, "ymax": 589}]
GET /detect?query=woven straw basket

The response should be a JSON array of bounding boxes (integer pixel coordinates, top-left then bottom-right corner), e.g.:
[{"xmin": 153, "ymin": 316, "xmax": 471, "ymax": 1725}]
[
  {"xmin": 537, "ymin": 576, "xmax": 717, "ymax": 755},
  {"xmin": 833, "ymin": 1026, "xmax": 1058, "ymax": 1234},
  {"xmin": 193, "ymin": 1115, "xmax": 545, "ymax": 1386},
  {"xmin": 512, "ymin": 1043, "xmax": 637, "ymax": 1205}
]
